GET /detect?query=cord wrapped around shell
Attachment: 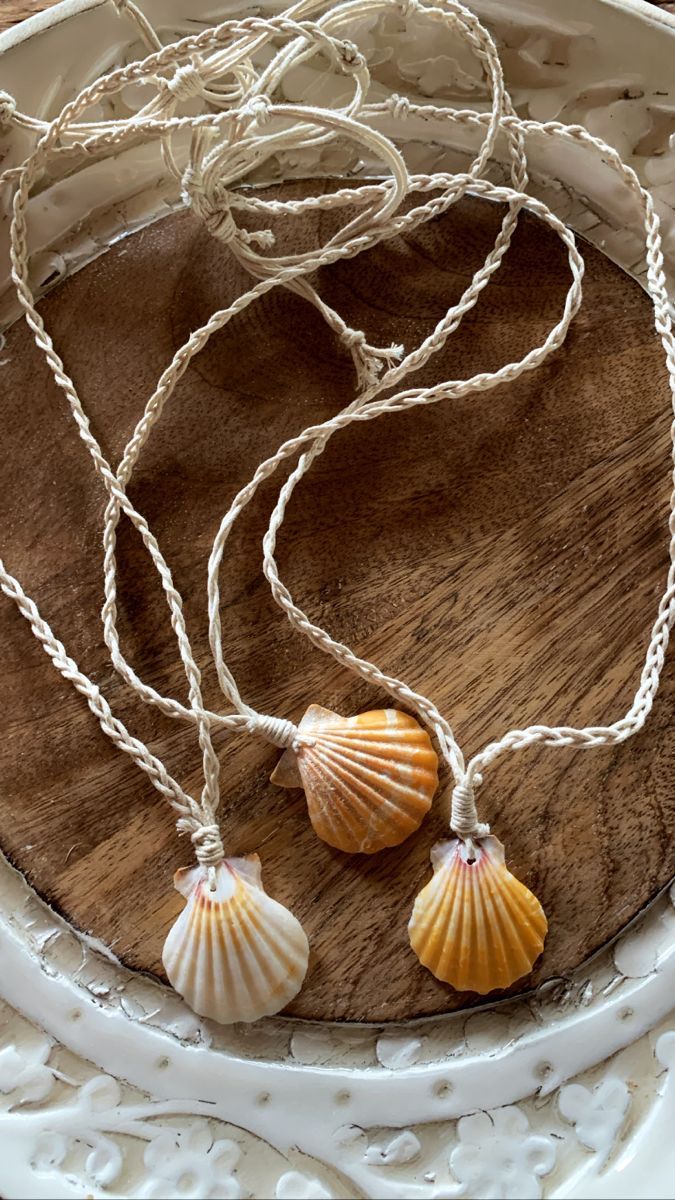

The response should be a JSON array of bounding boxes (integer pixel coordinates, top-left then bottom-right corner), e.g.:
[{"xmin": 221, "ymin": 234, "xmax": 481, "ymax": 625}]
[
  {"xmin": 408, "ymin": 836, "xmax": 547, "ymax": 993},
  {"xmin": 162, "ymin": 854, "xmax": 309, "ymax": 1023},
  {"xmin": 271, "ymin": 704, "xmax": 439, "ymax": 853}
]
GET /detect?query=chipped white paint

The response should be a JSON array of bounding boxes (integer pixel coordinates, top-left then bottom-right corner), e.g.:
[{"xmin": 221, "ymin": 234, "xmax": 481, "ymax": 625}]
[
  {"xmin": 1, "ymin": 0, "xmax": 675, "ymax": 1196},
  {"xmin": 375, "ymin": 1034, "xmax": 424, "ymax": 1070},
  {"xmin": 363, "ymin": 1130, "xmax": 422, "ymax": 1166},
  {"xmin": 613, "ymin": 898, "xmax": 675, "ymax": 979}
]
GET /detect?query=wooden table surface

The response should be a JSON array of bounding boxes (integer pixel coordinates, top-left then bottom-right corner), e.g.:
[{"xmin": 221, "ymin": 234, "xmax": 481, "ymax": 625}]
[
  {"xmin": 3, "ymin": 188, "xmax": 675, "ymax": 1021},
  {"xmin": 1, "ymin": 0, "xmax": 675, "ymax": 1024}
]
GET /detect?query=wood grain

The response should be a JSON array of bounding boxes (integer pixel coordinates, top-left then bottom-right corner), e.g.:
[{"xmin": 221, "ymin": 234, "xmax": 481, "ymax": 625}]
[
  {"xmin": 0, "ymin": 0, "xmax": 61, "ymax": 30},
  {"xmin": 1, "ymin": 188, "xmax": 675, "ymax": 1021},
  {"xmin": 2, "ymin": 0, "xmax": 675, "ymax": 1021}
]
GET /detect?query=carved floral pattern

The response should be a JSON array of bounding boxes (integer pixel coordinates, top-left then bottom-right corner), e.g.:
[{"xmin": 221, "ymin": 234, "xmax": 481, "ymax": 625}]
[
  {"xmin": 1, "ymin": 1021, "xmax": 672, "ymax": 1199},
  {"xmin": 0, "ymin": 1039, "xmax": 57, "ymax": 1104},
  {"xmin": 449, "ymin": 1107, "xmax": 556, "ymax": 1200},
  {"xmin": 558, "ymin": 1077, "xmax": 630, "ymax": 1166},
  {"xmin": 275, "ymin": 1171, "xmax": 333, "ymax": 1199},
  {"xmin": 139, "ymin": 1125, "xmax": 242, "ymax": 1199},
  {"xmin": 0, "ymin": 1050, "xmax": 335, "ymax": 1200}
]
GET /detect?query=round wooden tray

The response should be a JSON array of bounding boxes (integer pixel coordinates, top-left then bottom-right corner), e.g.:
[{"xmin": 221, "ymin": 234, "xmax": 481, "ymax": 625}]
[{"xmin": 1, "ymin": 186, "xmax": 673, "ymax": 1020}]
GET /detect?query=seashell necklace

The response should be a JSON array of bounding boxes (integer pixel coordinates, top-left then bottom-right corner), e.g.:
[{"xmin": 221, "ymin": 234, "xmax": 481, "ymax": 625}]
[
  {"xmin": 204, "ymin": 162, "xmax": 583, "ymax": 996},
  {"xmin": 259, "ymin": 107, "xmax": 675, "ymax": 995},
  {"xmin": 191, "ymin": 0, "xmax": 586, "ymax": 890},
  {"xmin": 0, "ymin": 10, "xmax": 411, "ymax": 1025},
  {"xmin": 196, "ymin": 0, "xmax": 588, "ymax": 1000},
  {"xmin": 94, "ymin": 0, "xmax": 557, "ymax": 1010},
  {"xmin": 2, "ymin": 0, "xmax": 590, "ymax": 1022},
  {"xmin": 0, "ymin": 0, "xmax": 536, "ymax": 1022},
  {"xmin": 3, "ymin": 0, "xmax": 671, "ymax": 1020},
  {"xmin": 2, "ymin": 8, "xmax": 443, "ymax": 1024}
]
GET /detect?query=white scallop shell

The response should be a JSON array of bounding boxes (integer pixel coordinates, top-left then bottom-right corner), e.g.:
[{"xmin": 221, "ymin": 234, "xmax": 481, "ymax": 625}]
[{"xmin": 162, "ymin": 855, "xmax": 309, "ymax": 1024}]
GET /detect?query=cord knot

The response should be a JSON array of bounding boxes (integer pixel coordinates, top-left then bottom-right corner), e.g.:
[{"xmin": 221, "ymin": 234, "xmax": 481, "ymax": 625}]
[
  {"xmin": 0, "ymin": 90, "xmax": 17, "ymax": 128},
  {"xmin": 252, "ymin": 714, "xmax": 299, "ymax": 749},
  {"xmin": 183, "ymin": 169, "xmax": 274, "ymax": 250},
  {"xmin": 165, "ymin": 63, "xmax": 204, "ymax": 103},
  {"xmin": 339, "ymin": 39, "xmax": 366, "ymax": 73},
  {"xmin": 240, "ymin": 94, "xmax": 273, "ymax": 125},
  {"xmin": 109, "ymin": 0, "xmax": 127, "ymax": 13},
  {"xmin": 450, "ymin": 776, "xmax": 490, "ymax": 842},
  {"xmin": 342, "ymin": 328, "xmax": 366, "ymax": 350},
  {"xmin": 341, "ymin": 328, "xmax": 404, "ymax": 389},
  {"xmin": 183, "ymin": 169, "xmax": 236, "ymax": 240},
  {"xmin": 191, "ymin": 823, "xmax": 224, "ymax": 868},
  {"xmin": 389, "ymin": 93, "xmax": 411, "ymax": 120}
]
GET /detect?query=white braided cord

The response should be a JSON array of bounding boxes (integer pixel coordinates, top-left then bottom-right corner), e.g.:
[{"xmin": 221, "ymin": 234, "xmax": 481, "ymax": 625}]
[{"xmin": 1, "ymin": 0, "xmax": 672, "ymax": 852}]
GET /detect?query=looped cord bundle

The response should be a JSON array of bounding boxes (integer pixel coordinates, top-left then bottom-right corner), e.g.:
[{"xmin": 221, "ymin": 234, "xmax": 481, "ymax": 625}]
[{"xmin": 0, "ymin": 0, "xmax": 673, "ymax": 1019}]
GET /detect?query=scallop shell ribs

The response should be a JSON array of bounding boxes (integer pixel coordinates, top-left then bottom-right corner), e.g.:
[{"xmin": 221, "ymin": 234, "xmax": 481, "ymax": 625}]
[
  {"xmin": 162, "ymin": 854, "xmax": 309, "ymax": 1023},
  {"xmin": 408, "ymin": 835, "xmax": 547, "ymax": 993},
  {"xmin": 271, "ymin": 704, "xmax": 438, "ymax": 853}
]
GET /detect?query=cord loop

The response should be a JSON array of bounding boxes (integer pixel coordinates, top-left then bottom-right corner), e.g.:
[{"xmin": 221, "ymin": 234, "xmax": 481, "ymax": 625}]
[
  {"xmin": 389, "ymin": 93, "xmax": 411, "ymax": 120},
  {"xmin": 0, "ymin": 91, "xmax": 17, "ymax": 128},
  {"xmin": 450, "ymin": 777, "xmax": 490, "ymax": 842},
  {"xmin": 338, "ymin": 39, "xmax": 366, "ymax": 73},
  {"xmin": 165, "ymin": 63, "xmax": 204, "ymax": 103},
  {"xmin": 191, "ymin": 823, "xmax": 224, "ymax": 867},
  {"xmin": 239, "ymin": 94, "xmax": 273, "ymax": 125},
  {"xmin": 251, "ymin": 714, "xmax": 300, "ymax": 749}
]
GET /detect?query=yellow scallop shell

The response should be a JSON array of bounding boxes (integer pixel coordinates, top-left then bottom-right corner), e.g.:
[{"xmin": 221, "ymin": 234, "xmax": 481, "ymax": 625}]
[
  {"xmin": 271, "ymin": 704, "xmax": 439, "ymax": 853},
  {"xmin": 162, "ymin": 855, "xmax": 309, "ymax": 1024},
  {"xmin": 408, "ymin": 836, "xmax": 547, "ymax": 993}
]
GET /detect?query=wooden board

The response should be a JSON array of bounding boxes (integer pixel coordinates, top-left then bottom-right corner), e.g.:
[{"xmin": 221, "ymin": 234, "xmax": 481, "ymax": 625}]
[
  {"xmin": 0, "ymin": 0, "xmax": 61, "ymax": 30},
  {"xmin": 1, "ymin": 188, "xmax": 675, "ymax": 1021}
]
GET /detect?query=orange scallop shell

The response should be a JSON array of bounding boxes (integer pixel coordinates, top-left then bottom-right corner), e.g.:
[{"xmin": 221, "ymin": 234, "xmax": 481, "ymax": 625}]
[
  {"xmin": 271, "ymin": 704, "xmax": 438, "ymax": 853},
  {"xmin": 162, "ymin": 855, "xmax": 309, "ymax": 1024},
  {"xmin": 408, "ymin": 836, "xmax": 547, "ymax": 993}
]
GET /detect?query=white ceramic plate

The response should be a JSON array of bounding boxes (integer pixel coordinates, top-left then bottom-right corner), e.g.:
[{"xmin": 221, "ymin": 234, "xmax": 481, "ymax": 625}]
[{"xmin": 1, "ymin": 2, "xmax": 675, "ymax": 1197}]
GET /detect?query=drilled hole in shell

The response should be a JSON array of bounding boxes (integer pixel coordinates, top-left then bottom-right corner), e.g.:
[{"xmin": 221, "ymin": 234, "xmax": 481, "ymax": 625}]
[{"xmin": 458, "ymin": 841, "xmax": 479, "ymax": 866}]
